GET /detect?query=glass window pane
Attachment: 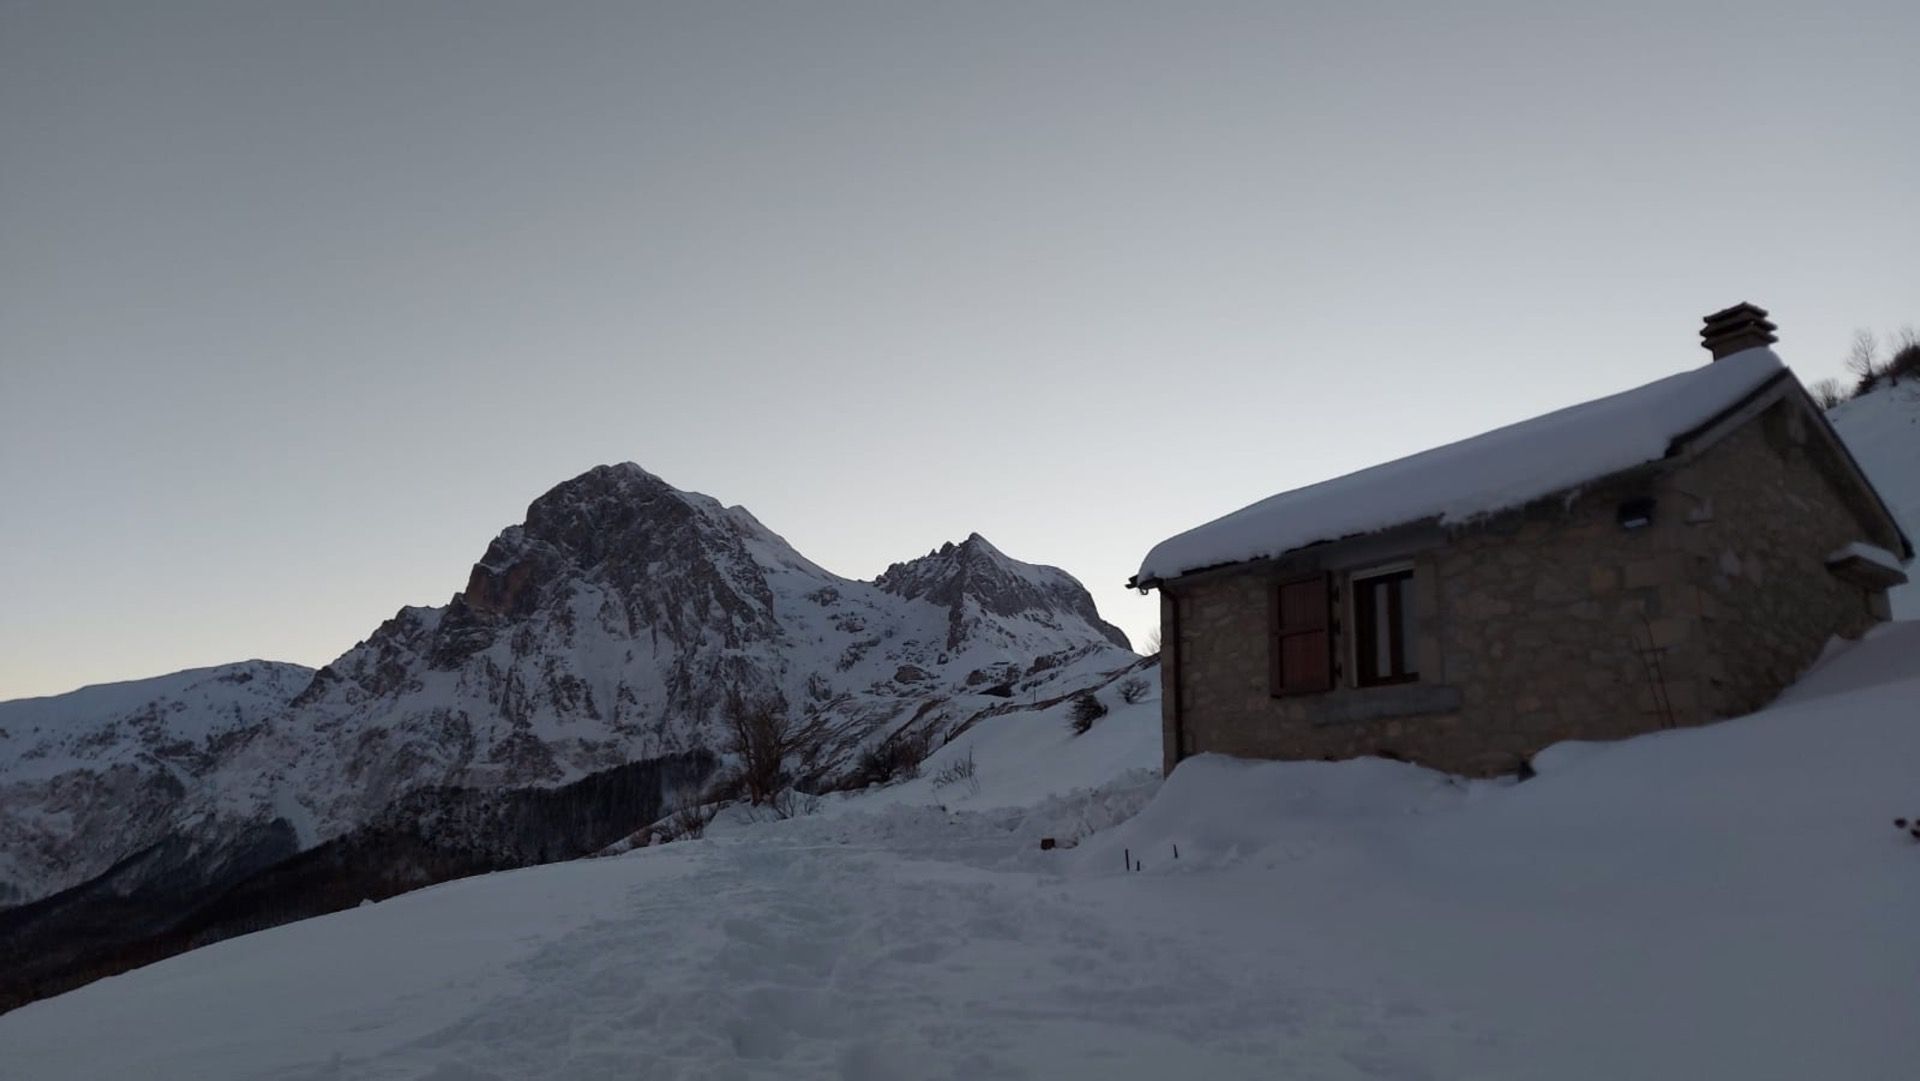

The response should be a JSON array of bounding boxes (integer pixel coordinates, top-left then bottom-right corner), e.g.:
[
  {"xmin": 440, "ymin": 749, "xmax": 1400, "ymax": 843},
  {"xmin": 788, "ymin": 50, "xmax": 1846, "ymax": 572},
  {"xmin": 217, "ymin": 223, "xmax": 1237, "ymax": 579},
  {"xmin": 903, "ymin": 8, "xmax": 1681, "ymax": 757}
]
[
  {"xmin": 1395, "ymin": 573, "xmax": 1416, "ymax": 677},
  {"xmin": 1373, "ymin": 584, "xmax": 1391, "ymax": 676}
]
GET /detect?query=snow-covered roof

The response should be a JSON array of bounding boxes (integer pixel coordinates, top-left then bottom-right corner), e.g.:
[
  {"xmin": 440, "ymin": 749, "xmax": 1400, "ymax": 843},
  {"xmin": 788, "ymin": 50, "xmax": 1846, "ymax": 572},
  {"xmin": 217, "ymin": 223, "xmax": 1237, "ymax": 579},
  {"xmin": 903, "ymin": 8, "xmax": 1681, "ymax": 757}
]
[
  {"xmin": 1136, "ymin": 348, "xmax": 1787, "ymax": 584},
  {"xmin": 1825, "ymin": 542, "xmax": 1908, "ymax": 576}
]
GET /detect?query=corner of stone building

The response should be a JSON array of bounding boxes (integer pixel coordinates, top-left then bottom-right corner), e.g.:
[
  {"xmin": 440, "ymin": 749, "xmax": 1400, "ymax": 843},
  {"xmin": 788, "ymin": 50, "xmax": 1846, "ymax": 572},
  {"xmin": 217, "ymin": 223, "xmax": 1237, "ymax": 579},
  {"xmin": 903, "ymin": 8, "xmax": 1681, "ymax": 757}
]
[
  {"xmin": 1664, "ymin": 404, "xmax": 1893, "ymax": 723},
  {"xmin": 1158, "ymin": 588, "xmax": 1183, "ymax": 777}
]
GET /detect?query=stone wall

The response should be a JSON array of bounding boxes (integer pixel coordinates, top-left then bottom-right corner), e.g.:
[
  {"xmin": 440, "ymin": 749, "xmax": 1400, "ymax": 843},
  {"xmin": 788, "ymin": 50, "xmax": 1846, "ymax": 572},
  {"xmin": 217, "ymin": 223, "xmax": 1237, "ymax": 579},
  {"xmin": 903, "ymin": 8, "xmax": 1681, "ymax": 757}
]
[
  {"xmin": 1161, "ymin": 396, "xmax": 1898, "ymax": 778},
  {"xmin": 1668, "ymin": 400, "xmax": 1898, "ymax": 719}
]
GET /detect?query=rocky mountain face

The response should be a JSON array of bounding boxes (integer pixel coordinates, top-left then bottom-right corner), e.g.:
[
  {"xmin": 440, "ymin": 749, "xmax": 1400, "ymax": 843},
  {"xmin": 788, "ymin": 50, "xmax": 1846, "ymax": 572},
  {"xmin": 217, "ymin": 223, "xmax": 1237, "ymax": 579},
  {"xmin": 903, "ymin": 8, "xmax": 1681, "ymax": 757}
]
[
  {"xmin": 0, "ymin": 661, "xmax": 315, "ymax": 908},
  {"xmin": 876, "ymin": 533, "xmax": 1133, "ymax": 653},
  {"xmin": 266, "ymin": 465, "xmax": 1135, "ymax": 840},
  {"xmin": 0, "ymin": 464, "xmax": 1138, "ymax": 917},
  {"xmin": 0, "ymin": 750, "xmax": 716, "ymax": 1012}
]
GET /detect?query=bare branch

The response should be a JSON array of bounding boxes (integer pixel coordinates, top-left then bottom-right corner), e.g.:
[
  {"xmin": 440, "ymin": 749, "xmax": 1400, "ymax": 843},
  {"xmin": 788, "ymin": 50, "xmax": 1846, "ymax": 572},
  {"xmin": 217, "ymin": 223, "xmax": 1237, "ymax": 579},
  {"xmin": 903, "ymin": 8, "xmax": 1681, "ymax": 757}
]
[
  {"xmin": 1807, "ymin": 377, "xmax": 1845, "ymax": 410},
  {"xmin": 1845, "ymin": 328, "xmax": 1880, "ymax": 380}
]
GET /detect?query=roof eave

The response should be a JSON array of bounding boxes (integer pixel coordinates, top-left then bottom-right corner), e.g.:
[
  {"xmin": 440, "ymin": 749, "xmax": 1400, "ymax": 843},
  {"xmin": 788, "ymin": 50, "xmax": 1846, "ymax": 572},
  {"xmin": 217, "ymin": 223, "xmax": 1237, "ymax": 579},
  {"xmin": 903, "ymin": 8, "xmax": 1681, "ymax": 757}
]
[
  {"xmin": 1675, "ymin": 370, "xmax": 1916, "ymax": 561},
  {"xmin": 1791, "ymin": 383, "xmax": 1916, "ymax": 560}
]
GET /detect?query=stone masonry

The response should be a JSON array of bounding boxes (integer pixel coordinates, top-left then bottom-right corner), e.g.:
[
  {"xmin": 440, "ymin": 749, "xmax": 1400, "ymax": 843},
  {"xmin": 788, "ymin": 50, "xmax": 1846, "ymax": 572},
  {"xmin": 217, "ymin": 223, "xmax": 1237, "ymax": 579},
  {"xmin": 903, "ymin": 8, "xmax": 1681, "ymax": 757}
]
[{"xmin": 1161, "ymin": 394, "xmax": 1903, "ymax": 778}]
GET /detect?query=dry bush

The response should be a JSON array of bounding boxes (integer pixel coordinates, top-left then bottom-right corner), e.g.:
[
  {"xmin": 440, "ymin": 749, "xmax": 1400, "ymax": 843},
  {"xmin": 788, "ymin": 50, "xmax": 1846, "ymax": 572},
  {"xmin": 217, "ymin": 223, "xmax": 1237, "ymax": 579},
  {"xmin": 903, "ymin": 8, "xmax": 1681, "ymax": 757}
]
[
  {"xmin": 1117, "ymin": 676, "xmax": 1151, "ymax": 704},
  {"xmin": 929, "ymin": 748, "xmax": 979, "ymax": 795},
  {"xmin": 723, "ymin": 692, "xmax": 822, "ymax": 807},
  {"xmin": 1846, "ymin": 328, "xmax": 1883, "ymax": 395},
  {"xmin": 1887, "ymin": 330, "xmax": 1920, "ymax": 384},
  {"xmin": 666, "ymin": 800, "xmax": 718, "ymax": 841},
  {"xmin": 851, "ymin": 729, "xmax": 932, "ymax": 788},
  {"xmin": 1068, "ymin": 691, "xmax": 1107, "ymax": 734},
  {"xmin": 649, "ymin": 782, "xmax": 722, "ymax": 843},
  {"xmin": 762, "ymin": 787, "xmax": 821, "ymax": 821},
  {"xmin": 1809, "ymin": 377, "xmax": 1845, "ymax": 410},
  {"xmin": 1838, "ymin": 326, "xmax": 1920, "ymax": 397}
]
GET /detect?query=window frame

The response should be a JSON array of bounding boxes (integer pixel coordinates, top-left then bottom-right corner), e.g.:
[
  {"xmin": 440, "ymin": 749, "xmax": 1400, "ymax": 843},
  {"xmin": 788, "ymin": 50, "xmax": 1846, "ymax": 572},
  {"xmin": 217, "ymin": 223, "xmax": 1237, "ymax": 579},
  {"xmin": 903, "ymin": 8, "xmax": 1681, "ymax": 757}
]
[{"xmin": 1348, "ymin": 562, "xmax": 1418, "ymax": 688}]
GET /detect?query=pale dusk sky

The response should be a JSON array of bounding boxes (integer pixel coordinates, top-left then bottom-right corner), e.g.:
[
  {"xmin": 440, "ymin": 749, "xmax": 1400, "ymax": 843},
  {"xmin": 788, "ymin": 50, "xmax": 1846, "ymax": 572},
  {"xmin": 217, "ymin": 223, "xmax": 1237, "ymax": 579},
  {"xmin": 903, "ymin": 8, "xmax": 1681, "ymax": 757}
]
[{"xmin": 2, "ymin": 1, "xmax": 1915, "ymax": 699}]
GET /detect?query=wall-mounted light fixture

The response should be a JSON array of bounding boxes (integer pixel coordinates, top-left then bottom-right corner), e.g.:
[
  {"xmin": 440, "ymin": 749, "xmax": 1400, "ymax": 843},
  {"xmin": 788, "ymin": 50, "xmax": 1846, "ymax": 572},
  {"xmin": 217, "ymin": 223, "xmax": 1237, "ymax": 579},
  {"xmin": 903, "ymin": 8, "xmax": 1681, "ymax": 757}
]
[{"xmin": 1617, "ymin": 497, "xmax": 1656, "ymax": 530}]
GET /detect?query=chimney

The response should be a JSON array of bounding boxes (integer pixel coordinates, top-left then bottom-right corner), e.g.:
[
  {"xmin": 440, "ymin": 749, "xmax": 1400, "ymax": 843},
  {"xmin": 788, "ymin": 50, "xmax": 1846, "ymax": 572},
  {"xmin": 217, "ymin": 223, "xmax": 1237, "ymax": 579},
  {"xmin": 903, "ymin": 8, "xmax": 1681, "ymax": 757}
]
[{"xmin": 1699, "ymin": 302, "xmax": 1778, "ymax": 360}]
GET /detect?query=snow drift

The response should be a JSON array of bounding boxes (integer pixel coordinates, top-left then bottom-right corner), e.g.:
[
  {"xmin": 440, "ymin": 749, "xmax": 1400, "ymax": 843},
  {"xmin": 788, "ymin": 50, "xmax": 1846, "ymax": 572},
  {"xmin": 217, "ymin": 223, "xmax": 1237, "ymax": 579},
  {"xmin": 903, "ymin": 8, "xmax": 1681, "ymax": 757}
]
[{"xmin": 5, "ymin": 624, "xmax": 1916, "ymax": 1079}]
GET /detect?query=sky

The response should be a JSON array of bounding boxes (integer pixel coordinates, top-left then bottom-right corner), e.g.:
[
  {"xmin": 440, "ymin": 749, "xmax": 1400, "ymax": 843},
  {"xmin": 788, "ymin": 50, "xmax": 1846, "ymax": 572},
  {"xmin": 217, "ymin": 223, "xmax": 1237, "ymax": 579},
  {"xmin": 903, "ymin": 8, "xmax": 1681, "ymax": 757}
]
[{"xmin": 1, "ymin": 0, "xmax": 1915, "ymax": 701}]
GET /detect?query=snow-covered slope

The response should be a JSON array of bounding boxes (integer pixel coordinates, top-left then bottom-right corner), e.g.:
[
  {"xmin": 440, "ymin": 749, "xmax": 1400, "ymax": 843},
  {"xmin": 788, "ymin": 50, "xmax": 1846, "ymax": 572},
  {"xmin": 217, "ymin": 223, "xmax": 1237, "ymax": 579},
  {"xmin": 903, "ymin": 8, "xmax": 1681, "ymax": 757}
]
[
  {"xmin": 1830, "ymin": 380, "xmax": 1920, "ymax": 616},
  {"xmin": 0, "ymin": 464, "xmax": 1136, "ymax": 909},
  {"xmin": 0, "ymin": 661, "xmax": 313, "ymax": 906},
  {"xmin": 6, "ymin": 625, "xmax": 1914, "ymax": 1079},
  {"xmin": 270, "ymin": 464, "xmax": 1133, "ymax": 843}
]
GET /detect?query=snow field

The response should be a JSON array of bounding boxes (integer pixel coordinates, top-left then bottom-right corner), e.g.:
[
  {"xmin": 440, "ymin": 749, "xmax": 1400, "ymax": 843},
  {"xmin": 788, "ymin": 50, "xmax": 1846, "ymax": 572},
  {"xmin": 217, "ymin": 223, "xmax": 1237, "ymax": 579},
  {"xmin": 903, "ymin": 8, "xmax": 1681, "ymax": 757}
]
[{"xmin": 4, "ymin": 626, "xmax": 1919, "ymax": 1079}]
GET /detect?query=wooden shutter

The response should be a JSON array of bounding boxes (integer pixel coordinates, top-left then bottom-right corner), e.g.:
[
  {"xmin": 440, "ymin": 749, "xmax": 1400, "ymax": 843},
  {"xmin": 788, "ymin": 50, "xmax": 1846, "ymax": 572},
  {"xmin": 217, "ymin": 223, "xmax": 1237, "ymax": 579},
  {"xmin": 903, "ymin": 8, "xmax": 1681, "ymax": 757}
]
[{"xmin": 1269, "ymin": 573, "xmax": 1333, "ymax": 695}]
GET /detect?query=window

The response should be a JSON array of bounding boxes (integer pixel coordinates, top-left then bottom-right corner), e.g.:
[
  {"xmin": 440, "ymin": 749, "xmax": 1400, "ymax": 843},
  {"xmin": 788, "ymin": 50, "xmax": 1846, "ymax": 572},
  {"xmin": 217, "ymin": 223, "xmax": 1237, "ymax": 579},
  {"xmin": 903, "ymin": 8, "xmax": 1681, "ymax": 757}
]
[
  {"xmin": 1269, "ymin": 573, "xmax": 1333, "ymax": 695},
  {"xmin": 1352, "ymin": 567, "xmax": 1416, "ymax": 686}
]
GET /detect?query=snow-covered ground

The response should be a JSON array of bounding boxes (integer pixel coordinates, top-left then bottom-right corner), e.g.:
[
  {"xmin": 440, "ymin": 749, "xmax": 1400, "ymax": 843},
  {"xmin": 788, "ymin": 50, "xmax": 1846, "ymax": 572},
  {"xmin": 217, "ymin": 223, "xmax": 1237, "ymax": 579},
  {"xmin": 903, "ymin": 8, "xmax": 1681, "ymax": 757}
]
[
  {"xmin": 5, "ymin": 624, "xmax": 1918, "ymax": 1080},
  {"xmin": 1830, "ymin": 380, "xmax": 1920, "ymax": 616}
]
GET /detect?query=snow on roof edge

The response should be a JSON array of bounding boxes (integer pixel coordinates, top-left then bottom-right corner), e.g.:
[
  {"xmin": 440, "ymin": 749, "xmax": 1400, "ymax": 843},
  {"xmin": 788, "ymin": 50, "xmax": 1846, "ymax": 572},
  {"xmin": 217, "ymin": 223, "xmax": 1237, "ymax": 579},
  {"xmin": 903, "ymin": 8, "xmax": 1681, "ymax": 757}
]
[
  {"xmin": 1825, "ymin": 542, "xmax": 1907, "ymax": 574},
  {"xmin": 1135, "ymin": 349, "xmax": 1788, "ymax": 585}
]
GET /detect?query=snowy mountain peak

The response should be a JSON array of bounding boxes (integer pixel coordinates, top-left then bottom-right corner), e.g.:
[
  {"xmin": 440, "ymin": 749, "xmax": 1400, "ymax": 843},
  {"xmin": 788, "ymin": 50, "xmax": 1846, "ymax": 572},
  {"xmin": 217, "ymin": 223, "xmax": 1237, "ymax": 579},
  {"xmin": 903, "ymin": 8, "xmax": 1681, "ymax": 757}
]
[
  {"xmin": 0, "ymin": 464, "xmax": 1139, "ymax": 916},
  {"xmin": 874, "ymin": 534, "xmax": 1132, "ymax": 651},
  {"xmin": 474, "ymin": 462, "xmax": 806, "ymax": 581},
  {"xmin": 518, "ymin": 463, "xmax": 692, "ymax": 562},
  {"xmin": 426, "ymin": 464, "xmax": 791, "ymax": 667}
]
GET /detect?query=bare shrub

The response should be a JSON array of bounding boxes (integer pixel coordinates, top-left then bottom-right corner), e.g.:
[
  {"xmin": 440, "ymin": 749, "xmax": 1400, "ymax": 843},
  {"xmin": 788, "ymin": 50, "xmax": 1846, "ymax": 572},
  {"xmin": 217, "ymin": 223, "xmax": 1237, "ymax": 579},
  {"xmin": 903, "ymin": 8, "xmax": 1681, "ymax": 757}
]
[
  {"xmin": 723, "ymin": 692, "xmax": 821, "ymax": 807},
  {"xmin": 764, "ymin": 787, "xmax": 821, "ymax": 821},
  {"xmin": 852, "ymin": 728, "xmax": 932, "ymax": 788},
  {"xmin": 666, "ymin": 799, "xmax": 718, "ymax": 841},
  {"xmin": 650, "ymin": 782, "xmax": 722, "ymax": 843},
  {"xmin": 1840, "ymin": 326, "xmax": 1920, "ymax": 396},
  {"xmin": 1846, "ymin": 328, "xmax": 1883, "ymax": 395},
  {"xmin": 929, "ymin": 748, "xmax": 978, "ymax": 795},
  {"xmin": 1068, "ymin": 691, "xmax": 1107, "ymax": 734},
  {"xmin": 1808, "ymin": 377, "xmax": 1845, "ymax": 410},
  {"xmin": 1117, "ymin": 675, "xmax": 1151, "ymax": 704},
  {"xmin": 1888, "ymin": 329, "xmax": 1920, "ymax": 385}
]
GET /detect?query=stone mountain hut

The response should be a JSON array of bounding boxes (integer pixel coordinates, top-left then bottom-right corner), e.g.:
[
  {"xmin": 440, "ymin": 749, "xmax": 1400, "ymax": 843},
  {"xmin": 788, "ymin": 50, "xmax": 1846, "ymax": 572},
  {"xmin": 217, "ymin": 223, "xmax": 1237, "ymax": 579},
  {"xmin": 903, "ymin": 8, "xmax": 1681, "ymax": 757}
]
[{"xmin": 1131, "ymin": 304, "xmax": 1912, "ymax": 777}]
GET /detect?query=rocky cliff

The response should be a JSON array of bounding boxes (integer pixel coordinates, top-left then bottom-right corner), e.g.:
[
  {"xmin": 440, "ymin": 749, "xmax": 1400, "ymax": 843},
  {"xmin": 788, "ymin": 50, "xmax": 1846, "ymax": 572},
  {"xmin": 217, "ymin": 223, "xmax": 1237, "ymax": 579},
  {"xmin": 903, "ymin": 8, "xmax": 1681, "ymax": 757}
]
[{"xmin": 0, "ymin": 464, "xmax": 1137, "ymax": 908}]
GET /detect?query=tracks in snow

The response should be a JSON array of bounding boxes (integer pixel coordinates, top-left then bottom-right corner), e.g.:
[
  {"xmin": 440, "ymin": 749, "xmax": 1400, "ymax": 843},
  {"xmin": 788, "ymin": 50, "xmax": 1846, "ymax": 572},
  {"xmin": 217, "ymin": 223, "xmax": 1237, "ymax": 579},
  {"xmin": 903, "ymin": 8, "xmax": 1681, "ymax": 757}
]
[{"xmin": 284, "ymin": 807, "xmax": 1479, "ymax": 1081}]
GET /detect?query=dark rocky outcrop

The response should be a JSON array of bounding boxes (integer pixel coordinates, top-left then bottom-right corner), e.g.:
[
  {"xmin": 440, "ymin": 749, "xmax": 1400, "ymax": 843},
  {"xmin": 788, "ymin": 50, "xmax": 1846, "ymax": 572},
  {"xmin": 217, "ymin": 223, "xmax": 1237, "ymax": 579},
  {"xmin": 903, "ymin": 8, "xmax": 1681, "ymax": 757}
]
[
  {"xmin": 0, "ymin": 818, "xmax": 300, "ymax": 1013},
  {"xmin": 425, "ymin": 465, "xmax": 781, "ymax": 671},
  {"xmin": 0, "ymin": 750, "xmax": 714, "ymax": 1014}
]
